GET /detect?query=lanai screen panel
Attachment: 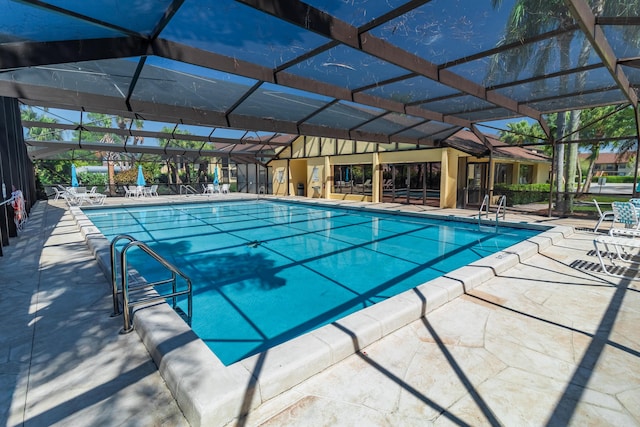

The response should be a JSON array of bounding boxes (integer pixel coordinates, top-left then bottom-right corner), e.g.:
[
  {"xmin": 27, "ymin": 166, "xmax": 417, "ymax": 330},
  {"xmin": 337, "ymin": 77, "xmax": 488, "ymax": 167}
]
[{"xmin": 2, "ymin": 0, "xmax": 640, "ymax": 160}]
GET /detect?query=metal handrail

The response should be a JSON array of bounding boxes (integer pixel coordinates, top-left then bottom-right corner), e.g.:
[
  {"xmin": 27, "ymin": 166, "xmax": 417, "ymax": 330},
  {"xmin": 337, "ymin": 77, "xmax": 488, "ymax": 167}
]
[
  {"xmin": 478, "ymin": 194, "xmax": 490, "ymax": 224},
  {"xmin": 110, "ymin": 235, "xmax": 192, "ymax": 333},
  {"xmin": 110, "ymin": 234, "xmax": 136, "ymax": 316},
  {"xmin": 496, "ymin": 195, "xmax": 507, "ymax": 223},
  {"xmin": 179, "ymin": 184, "xmax": 198, "ymax": 195}
]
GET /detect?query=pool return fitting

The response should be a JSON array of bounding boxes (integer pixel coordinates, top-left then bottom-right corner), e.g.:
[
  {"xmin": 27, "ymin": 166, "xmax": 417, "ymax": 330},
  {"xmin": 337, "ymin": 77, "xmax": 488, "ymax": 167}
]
[{"xmin": 110, "ymin": 234, "xmax": 193, "ymax": 334}]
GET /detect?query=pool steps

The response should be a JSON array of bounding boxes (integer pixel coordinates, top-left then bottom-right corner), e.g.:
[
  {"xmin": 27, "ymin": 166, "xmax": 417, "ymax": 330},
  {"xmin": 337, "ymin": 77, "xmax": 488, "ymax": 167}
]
[{"xmin": 69, "ymin": 202, "xmax": 574, "ymax": 427}]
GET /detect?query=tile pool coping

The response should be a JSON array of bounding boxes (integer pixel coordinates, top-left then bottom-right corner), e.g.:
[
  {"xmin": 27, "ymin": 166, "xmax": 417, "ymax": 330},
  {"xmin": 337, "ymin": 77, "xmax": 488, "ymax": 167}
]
[{"xmin": 70, "ymin": 199, "xmax": 574, "ymax": 427}]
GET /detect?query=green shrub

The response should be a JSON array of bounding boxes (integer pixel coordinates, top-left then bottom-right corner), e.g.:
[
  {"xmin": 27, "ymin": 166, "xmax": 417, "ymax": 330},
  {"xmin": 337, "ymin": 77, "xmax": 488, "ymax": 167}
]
[
  {"xmin": 591, "ymin": 175, "xmax": 634, "ymax": 183},
  {"xmin": 494, "ymin": 183, "xmax": 551, "ymax": 206},
  {"xmin": 77, "ymin": 172, "xmax": 107, "ymax": 186},
  {"xmin": 114, "ymin": 168, "xmax": 152, "ymax": 185}
]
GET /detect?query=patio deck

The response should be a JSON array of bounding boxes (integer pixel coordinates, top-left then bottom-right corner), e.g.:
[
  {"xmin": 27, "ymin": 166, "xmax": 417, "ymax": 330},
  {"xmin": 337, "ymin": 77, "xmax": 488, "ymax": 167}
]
[{"xmin": 1, "ymin": 195, "xmax": 638, "ymax": 426}]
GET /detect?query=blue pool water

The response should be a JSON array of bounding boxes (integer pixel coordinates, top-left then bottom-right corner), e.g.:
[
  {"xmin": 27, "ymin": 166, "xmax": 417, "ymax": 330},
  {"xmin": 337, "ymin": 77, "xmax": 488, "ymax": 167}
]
[{"xmin": 84, "ymin": 200, "xmax": 540, "ymax": 365}]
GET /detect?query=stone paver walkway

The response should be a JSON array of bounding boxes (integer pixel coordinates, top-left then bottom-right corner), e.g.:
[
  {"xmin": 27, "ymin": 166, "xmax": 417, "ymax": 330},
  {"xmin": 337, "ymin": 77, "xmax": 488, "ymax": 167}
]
[{"xmin": 1, "ymin": 201, "xmax": 187, "ymax": 427}]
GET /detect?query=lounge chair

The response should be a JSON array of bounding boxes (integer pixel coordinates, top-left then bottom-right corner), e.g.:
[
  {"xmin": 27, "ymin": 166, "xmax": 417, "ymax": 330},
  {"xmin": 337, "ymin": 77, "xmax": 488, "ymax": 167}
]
[
  {"xmin": 221, "ymin": 184, "xmax": 230, "ymax": 194},
  {"xmin": 54, "ymin": 187, "xmax": 77, "ymax": 206},
  {"xmin": 593, "ymin": 199, "xmax": 614, "ymax": 232},
  {"xmin": 52, "ymin": 187, "xmax": 63, "ymax": 201},
  {"xmin": 630, "ymin": 198, "xmax": 640, "ymax": 208},
  {"xmin": 594, "ymin": 234, "xmax": 640, "ymax": 278},
  {"xmin": 611, "ymin": 201, "xmax": 640, "ymax": 230}
]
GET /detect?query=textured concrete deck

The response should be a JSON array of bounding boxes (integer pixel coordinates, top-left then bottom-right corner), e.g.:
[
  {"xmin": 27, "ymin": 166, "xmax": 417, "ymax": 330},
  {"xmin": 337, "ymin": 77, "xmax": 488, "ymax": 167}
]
[
  {"xmin": 1, "ymin": 200, "xmax": 188, "ymax": 427},
  {"xmin": 2, "ymin": 196, "xmax": 639, "ymax": 426}
]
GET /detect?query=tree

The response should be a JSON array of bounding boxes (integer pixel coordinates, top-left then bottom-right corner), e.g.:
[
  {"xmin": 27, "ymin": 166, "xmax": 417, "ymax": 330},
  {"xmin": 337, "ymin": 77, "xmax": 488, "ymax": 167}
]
[
  {"xmin": 578, "ymin": 106, "xmax": 636, "ymax": 193},
  {"xmin": 157, "ymin": 128, "xmax": 202, "ymax": 187},
  {"xmin": 500, "ymin": 118, "xmax": 551, "ymax": 153},
  {"xmin": 72, "ymin": 113, "xmax": 143, "ymax": 195},
  {"xmin": 491, "ymin": 0, "xmax": 640, "ymax": 211},
  {"xmin": 20, "ymin": 106, "xmax": 67, "ymax": 185}
]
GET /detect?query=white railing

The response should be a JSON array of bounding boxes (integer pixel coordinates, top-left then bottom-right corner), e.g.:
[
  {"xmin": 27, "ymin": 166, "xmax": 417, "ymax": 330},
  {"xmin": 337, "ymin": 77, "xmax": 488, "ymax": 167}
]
[
  {"xmin": 478, "ymin": 194, "xmax": 490, "ymax": 224},
  {"xmin": 179, "ymin": 184, "xmax": 199, "ymax": 195},
  {"xmin": 496, "ymin": 195, "xmax": 507, "ymax": 223},
  {"xmin": 478, "ymin": 194, "xmax": 506, "ymax": 226}
]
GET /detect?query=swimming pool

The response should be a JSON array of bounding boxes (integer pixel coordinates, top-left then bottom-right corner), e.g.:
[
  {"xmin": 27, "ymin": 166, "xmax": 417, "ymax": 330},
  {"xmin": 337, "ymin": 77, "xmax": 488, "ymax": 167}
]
[{"xmin": 84, "ymin": 200, "xmax": 540, "ymax": 365}]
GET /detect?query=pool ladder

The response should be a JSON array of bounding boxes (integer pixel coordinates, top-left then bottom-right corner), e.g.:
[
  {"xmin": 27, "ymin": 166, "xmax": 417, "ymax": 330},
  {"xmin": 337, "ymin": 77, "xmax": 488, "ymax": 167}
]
[
  {"xmin": 110, "ymin": 235, "xmax": 193, "ymax": 334},
  {"xmin": 478, "ymin": 194, "xmax": 506, "ymax": 226},
  {"xmin": 179, "ymin": 184, "xmax": 199, "ymax": 195}
]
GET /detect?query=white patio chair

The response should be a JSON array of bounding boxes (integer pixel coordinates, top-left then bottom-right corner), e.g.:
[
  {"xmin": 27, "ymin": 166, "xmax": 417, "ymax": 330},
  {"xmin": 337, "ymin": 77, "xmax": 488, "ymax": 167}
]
[
  {"xmin": 221, "ymin": 184, "xmax": 230, "ymax": 194},
  {"xmin": 202, "ymin": 183, "xmax": 215, "ymax": 195},
  {"xmin": 594, "ymin": 234, "xmax": 640, "ymax": 278},
  {"xmin": 144, "ymin": 184, "xmax": 158, "ymax": 197},
  {"xmin": 612, "ymin": 201, "xmax": 640, "ymax": 230},
  {"xmin": 52, "ymin": 187, "xmax": 63, "ymax": 201},
  {"xmin": 593, "ymin": 199, "xmax": 614, "ymax": 232},
  {"xmin": 124, "ymin": 186, "xmax": 136, "ymax": 198}
]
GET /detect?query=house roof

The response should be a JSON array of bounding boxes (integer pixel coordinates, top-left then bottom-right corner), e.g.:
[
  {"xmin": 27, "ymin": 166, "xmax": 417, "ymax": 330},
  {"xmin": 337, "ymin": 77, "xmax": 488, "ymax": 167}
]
[
  {"xmin": 578, "ymin": 152, "xmax": 632, "ymax": 164},
  {"xmin": 445, "ymin": 130, "xmax": 550, "ymax": 162}
]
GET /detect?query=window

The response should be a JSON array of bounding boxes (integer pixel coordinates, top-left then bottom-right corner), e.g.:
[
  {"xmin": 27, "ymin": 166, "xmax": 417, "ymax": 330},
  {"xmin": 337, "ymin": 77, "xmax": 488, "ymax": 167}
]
[
  {"xmin": 333, "ymin": 164, "xmax": 373, "ymax": 195},
  {"xmin": 519, "ymin": 164, "xmax": 533, "ymax": 184},
  {"xmin": 494, "ymin": 163, "xmax": 512, "ymax": 185}
]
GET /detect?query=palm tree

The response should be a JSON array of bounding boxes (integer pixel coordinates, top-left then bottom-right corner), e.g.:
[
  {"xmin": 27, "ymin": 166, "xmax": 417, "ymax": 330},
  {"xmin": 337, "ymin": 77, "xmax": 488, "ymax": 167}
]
[
  {"xmin": 500, "ymin": 119, "xmax": 550, "ymax": 151},
  {"xmin": 490, "ymin": 0, "xmax": 575, "ymax": 208},
  {"xmin": 491, "ymin": 0, "xmax": 640, "ymax": 211},
  {"xmin": 158, "ymin": 128, "xmax": 203, "ymax": 188},
  {"xmin": 578, "ymin": 105, "xmax": 636, "ymax": 193}
]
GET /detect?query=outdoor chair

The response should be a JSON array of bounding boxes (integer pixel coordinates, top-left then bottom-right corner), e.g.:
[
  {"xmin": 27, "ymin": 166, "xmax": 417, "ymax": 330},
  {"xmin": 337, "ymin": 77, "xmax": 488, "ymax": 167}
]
[
  {"xmin": 144, "ymin": 184, "xmax": 158, "ymax": 197},
  {"xmin": 594, "ymin": 234, "xmax": 640, "ymax": 278},
  {"xmin": 611, "ymin": 201, "xmax": 640, "ymax": 230},
  {"xmin": 57, "ymin": 188, "xmax": 78, "ymax": 206},
  {"xmin": 593, "ymin": 199, "xmax": 614, "ymax": 232},
  {"xmin": 52, "ymin": 187, "xmax": 63, "ymax": 201},
  {"xmin": 221, "ymin": 184, "xmax": 230, "ymax": 194},
  {"xmin": 124, "ymin": 186, "xmax": 136, "ymax": 198},
  {"xmin": 630, "ymin": 198, "xmax": 640, "ymax": 209}
]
